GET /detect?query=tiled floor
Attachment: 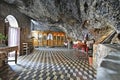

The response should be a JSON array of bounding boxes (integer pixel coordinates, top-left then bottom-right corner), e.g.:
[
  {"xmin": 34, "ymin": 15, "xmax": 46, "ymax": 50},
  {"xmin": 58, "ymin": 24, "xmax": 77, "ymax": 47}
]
[{"xmin": 0, "ymin": 47, "xmax": 96, "ymax": 80}]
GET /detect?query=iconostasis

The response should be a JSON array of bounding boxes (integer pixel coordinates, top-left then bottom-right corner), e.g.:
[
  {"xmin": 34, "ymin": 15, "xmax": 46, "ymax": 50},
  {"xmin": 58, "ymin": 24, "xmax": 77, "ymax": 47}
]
[{"xmin": 31, "ymin": 30, "xmax": 66, "ymax": 47}]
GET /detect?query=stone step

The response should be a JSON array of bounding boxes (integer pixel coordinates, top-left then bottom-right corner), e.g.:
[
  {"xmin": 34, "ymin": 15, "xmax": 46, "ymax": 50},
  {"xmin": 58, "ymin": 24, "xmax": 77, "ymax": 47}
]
[
  {"xmin": 104, "ymin": 55, "xmax": 120, "ymax": 61},
  {"xmin": 102, "ymin": 51, "xmax": 120, "ymax": 66},
  {"xmin": 108, "ymin": 51, "xmax": 120, "ymax": 57},
  {"xmin": 97, "ymin": 59, "xmax": 120, "ymax": 80},
  {"xmin": 96, "ymin": 46, "xmax": 120, "ymax": 80},
  {"xmin": 103, "ymin": 59, "xmax": 120, "ymax": 64},
  {"xmin": 97, "ymin": 67, "xmax": 120, "ymax": 80},
  {"xmin": 100, "ymin": 60, "xmax": 120, "ymax": 71},
  {"xmin": 104, "ymin": 51, "xmax": 120, "ymax": 61}
]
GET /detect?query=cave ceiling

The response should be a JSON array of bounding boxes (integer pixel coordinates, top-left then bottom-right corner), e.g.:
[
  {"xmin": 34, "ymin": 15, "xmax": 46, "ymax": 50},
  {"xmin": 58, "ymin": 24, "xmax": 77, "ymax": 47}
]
[{"xmin": 1, "ymin": 0, "xmax": 120, "ymax": 40}]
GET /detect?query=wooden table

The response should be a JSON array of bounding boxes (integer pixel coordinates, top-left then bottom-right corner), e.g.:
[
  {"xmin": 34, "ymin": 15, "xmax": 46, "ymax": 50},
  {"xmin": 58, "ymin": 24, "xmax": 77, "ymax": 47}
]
[{"xmin": 0, "ymin": 46, "xmax": 18, "ymax": 64}]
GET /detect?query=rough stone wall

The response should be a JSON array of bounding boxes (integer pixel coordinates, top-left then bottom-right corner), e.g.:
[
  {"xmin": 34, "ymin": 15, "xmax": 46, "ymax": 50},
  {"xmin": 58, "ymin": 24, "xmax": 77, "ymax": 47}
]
[
  {"xmin": 0, "ymin": 2, "xmax": 30, "ymax": 28},
  {"xmin": 0, "ymin": 2, "xmax": 31, "ymax": 41},
  {"xmin": 1, "ymin": 0, "xmax": 120, "ymax": 41},
  {"xmin": 0, "ymin": 19, "xmax": 4, "ymax": 35},
  {"xmin": 0, "ymin": 1, "xmax": 31, "ymax": 54}
]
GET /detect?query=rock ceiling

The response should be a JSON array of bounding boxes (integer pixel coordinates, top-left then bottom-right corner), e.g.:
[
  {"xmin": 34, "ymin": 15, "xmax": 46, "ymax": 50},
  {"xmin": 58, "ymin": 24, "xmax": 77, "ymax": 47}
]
[{"xmin": 1, "ymin": 0, "xmax": 120, "ymax": 40}]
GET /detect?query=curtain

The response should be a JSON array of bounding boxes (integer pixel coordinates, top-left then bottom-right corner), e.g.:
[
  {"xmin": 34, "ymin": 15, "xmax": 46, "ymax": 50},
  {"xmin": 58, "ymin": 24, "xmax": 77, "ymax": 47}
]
[{"xmin": 8, "ymin": 27, "xmax": 20, "ymax": 57}]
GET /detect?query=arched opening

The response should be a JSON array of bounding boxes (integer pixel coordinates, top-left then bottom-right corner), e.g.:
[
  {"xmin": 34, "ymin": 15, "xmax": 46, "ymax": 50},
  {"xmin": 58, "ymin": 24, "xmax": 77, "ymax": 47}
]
[
  {"xmin": 5, "ymin": 15, "xmax": 20, "ymax": 57},
  {"xmin": 47, "ymin": 33, "xmax": 53, "ymax": 47}
]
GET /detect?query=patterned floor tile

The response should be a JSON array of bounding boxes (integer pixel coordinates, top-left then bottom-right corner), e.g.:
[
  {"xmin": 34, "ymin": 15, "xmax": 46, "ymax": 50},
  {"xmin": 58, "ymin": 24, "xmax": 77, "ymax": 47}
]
[{"xmin": 0, "ymin": 47, "xmax": 96, "ymax": 80}]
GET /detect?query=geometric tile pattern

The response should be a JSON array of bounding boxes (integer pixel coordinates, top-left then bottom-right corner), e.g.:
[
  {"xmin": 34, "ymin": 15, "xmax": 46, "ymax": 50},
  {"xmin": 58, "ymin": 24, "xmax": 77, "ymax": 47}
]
[
  {"xmin": 0, "ymin": 64, "xmax": 17, "ymax": 80},
  {"xmin": 0, "ymin": 47, "xmax": 96, "ymax": 80}
]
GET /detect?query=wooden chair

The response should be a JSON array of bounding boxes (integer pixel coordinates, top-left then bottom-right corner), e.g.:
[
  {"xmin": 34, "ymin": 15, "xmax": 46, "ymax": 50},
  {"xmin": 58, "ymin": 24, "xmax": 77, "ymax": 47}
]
[{"xmin": 22, "ymin": 43, "xmax": 30, "ymax": 55}]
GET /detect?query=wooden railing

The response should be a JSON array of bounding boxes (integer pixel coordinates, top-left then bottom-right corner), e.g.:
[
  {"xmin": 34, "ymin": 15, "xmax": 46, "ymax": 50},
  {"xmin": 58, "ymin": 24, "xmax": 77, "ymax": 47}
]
[{"xmin": 0, "ymin": 46, "xmax": 18, "ymax": 64}]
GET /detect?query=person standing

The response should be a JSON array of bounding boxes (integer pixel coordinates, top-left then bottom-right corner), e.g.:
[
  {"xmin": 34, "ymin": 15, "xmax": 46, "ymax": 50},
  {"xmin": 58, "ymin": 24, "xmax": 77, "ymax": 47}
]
[{"xmin": 70, "ymin": 40, "xmax": 73, "ymax": 49}]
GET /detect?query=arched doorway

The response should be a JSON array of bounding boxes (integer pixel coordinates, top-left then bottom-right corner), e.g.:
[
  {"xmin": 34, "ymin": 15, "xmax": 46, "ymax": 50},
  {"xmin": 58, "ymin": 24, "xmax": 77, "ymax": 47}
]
[
  {"xmin": 47, "ymin": 33, "xmax": 53, "ymax": 46},
  {"xmin": 5, "ymin": 15, "xmax": 20, "ymax": 56}
]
